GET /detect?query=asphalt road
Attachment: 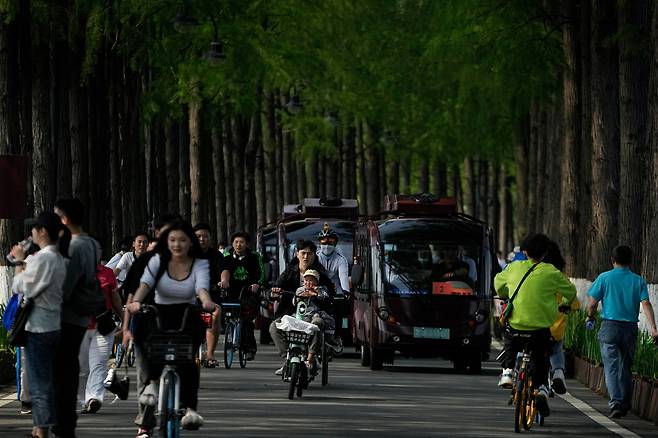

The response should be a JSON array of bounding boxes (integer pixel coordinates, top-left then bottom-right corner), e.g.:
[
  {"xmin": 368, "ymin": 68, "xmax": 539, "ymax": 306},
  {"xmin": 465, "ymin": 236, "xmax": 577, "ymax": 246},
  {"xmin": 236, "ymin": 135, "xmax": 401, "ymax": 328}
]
[{"xmin": 0, "ymin": 343, "xmax": 656, "ymax": 438}]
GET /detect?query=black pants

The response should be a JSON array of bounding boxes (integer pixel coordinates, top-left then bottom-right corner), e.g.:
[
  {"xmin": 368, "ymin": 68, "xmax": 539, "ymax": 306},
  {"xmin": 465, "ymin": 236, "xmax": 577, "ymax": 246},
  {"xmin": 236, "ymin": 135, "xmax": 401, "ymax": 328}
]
[
  {"xmin": 500, "ymin": 326, "xmax": 551, "ymax": 388},
  {"xmin": 242, "ymin": 320, "xmax": 257, "ymax": 353},
  {"xmin": 52, "ymin": 322, "xmax": 87, "ymax": 438}
]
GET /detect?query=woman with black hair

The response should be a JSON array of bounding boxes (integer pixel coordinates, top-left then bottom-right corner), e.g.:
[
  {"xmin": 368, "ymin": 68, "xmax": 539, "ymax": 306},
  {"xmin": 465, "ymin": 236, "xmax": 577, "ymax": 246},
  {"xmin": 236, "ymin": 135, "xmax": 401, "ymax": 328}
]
[
  {"xmin": 126, "ymin": 220, "xmax": 216, "ymax": 438},
  {"xmin": 11, "ymin": 212, "xmax": 70, "ymax": 438}
]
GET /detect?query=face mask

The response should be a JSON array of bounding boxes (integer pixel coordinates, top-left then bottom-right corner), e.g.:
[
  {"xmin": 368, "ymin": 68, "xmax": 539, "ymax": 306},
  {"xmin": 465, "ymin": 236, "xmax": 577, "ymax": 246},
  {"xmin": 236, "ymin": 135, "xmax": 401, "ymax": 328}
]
[{"xmin": 320, "ymin": 244, "xmax": 335, "ymax": 256}]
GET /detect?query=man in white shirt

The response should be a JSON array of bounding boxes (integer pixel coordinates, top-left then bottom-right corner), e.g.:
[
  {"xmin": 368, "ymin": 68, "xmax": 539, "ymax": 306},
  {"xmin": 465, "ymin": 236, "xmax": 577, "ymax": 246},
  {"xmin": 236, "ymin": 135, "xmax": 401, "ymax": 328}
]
[{"xmin": 113, "ymin": 231, "xmax": 149, "ymax": 284}]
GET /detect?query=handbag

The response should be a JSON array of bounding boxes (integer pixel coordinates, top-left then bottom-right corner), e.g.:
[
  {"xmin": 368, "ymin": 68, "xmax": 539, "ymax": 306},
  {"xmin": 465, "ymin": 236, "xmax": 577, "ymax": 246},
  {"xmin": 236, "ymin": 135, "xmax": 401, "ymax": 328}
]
[
  {"xmin": 498, "ymin": 262, "xmax": 540, "ymax": 326},
  {"xmin": 1, "ymin": 293, "xmax": 21, "ymax": 331},
  {"xmin": 95, "ymin": 310, "xmax": 116, "ymax": 336},
  {"xmin": 8, "ymin": 296, "xmax": 33, "ymax": 347}
]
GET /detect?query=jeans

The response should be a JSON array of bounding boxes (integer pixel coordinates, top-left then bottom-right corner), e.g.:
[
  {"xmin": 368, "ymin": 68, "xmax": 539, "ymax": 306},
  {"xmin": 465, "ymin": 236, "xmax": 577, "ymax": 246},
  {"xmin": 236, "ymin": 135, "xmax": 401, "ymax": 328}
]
[
  {"xmin": 599, "ymin": 319, "xmax": 638, "ymax": 411},
  {"xmin": 53, "ymin": 323, "xmax": 87, "ymax": 438},
  {"xmin": 17, "ymin": 347, "xmax": 31, "ymax": 402},
  {"xmin": 549, "ymin": 339, "xmax": 565, "ymax": 372},
  {"xmin": 78, "ymin": 328, "xmax": 114, "ymax": 406},
  {"xmin": 25, "ymin": 330, "xmax": 60, "ymax": 428}
]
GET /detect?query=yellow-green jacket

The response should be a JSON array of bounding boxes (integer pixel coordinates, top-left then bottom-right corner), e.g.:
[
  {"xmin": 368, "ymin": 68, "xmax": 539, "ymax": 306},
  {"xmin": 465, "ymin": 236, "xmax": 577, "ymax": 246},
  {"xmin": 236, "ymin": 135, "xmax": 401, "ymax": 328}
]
[{"xmin": 495, "ymin": 260, "xmax": 577, "ymax": 331}]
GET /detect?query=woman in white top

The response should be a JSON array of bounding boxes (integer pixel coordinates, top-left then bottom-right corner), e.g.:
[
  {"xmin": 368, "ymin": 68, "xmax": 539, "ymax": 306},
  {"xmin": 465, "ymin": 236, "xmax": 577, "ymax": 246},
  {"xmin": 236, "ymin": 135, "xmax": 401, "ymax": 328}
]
[
  {"xmin": 11, "ymin": 212, "xmax": 69, "ymax": 438},
  {"xmin": 127, "ymin": 220, "xmax": 216, "ymax": 438}
]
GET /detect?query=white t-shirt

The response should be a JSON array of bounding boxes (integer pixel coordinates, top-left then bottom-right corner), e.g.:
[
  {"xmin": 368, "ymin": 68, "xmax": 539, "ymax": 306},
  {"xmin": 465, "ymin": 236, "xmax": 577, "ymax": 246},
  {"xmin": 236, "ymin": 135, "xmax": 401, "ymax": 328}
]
[
  {"xmin": 115, "ymin": 251, "xmax": 137, "ymax": 283},
  {"xmin": 140, "ymin": 254, "xmax": 209, "ymax": 305}
]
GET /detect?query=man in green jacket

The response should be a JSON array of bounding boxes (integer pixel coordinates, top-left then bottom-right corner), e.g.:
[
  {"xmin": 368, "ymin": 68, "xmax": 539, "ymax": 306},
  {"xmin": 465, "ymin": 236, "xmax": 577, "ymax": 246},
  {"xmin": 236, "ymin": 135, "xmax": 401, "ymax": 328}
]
[{"xmin": 494, "ymin": 233, "xmax": 577, "ymax": 417}]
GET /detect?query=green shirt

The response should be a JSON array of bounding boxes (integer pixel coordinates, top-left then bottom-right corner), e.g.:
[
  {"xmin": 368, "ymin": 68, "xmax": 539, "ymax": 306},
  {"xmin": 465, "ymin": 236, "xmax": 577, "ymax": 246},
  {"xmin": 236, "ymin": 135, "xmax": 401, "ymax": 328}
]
[{"xmin": 494, "ymin": 260, "xmax": 577, "ymax": 331}]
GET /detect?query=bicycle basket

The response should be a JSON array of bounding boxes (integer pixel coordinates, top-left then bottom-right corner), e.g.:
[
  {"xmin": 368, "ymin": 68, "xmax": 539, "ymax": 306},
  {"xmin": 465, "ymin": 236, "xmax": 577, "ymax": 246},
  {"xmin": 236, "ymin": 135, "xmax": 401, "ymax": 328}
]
[
  {"xmin": 146, "ymin": 333, "xmax": 195, "ymax": 364},
  {"xmin": 282, "ymin": 330, "xmax": 313, "ymax": 346}
]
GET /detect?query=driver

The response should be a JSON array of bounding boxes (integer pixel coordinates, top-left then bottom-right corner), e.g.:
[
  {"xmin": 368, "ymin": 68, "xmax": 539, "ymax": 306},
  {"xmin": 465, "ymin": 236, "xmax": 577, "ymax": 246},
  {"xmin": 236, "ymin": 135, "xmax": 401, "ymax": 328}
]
[
  {"xmin": 431, "ymin": 247, "xmax": 473, "ymax": 287},
  {"xmin": 316, "ymin": 223, "xmax": 350, "ymax": 296}
]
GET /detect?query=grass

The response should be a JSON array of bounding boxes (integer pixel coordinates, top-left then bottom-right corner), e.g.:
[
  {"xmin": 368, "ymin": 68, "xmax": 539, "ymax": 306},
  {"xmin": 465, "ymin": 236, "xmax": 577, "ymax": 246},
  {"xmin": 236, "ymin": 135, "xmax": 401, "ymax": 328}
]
[{"xmin": 565, "ymin": 310, "xmax": 658, "ymax": 380}]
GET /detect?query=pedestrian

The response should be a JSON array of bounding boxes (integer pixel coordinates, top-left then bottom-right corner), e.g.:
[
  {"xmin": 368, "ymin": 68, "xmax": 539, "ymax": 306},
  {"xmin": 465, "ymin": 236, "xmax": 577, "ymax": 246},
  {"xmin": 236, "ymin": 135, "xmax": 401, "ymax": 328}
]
[
  {"xmin": 113, "ymin": 231, "xmax": 149, "ymax": 286},
  {"xmin": 193, "ymin": 222, "xmax": 224, "ymax": 368},
  {"xmin": 52, "ymin": 198, "xmax": 99, "ymax": 438},
  {"xmin": 11, "ymin": 211, "xmax": 69, "ymax": 438},
  {"xmin": 105, "ymin": 235, "xmax": 133, "ymax": 271},
  {"xmin": 586, "ymin": 245, "xmax": 658, "ymax": 418},
  {"xmin": 78, "ymin": 247, "xmax": 123, "ymax": 415}
]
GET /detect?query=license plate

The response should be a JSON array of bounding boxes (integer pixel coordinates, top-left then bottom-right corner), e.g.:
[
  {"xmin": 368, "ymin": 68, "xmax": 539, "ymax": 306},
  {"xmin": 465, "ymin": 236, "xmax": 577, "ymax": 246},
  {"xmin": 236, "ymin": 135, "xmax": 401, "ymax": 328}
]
[
  {"xmin": 413, "ymin": 327, "xmax": 450, "ymax": 339},
  {"xmin": 342, "ymin": 318, "xmax": 349, "ymax": 329}
]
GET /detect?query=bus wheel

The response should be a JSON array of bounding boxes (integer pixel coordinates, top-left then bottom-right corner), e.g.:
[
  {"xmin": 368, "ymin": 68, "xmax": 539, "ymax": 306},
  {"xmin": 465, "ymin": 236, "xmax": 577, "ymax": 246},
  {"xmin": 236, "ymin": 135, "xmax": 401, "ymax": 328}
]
[
  {"xmin": 370, "ymin": 347, "xmax": 384, "ymax": 371},
  {"xmin": 360, "ymin": 343, "xmax": 371, "ymax": 367}
]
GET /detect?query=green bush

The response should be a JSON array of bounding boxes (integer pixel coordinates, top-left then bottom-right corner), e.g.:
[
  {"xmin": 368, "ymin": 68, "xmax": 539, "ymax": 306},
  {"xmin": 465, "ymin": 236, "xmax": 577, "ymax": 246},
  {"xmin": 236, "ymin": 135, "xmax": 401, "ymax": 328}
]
[{"xmin": 565, "ymin": 310, "xmax": 658, "ymax": 379}]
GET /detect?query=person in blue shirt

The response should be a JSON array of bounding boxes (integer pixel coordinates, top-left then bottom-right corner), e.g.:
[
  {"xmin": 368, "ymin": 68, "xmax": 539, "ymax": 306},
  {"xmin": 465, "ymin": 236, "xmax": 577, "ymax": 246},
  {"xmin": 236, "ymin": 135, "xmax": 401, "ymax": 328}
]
[{"xmin": 587, "ymin": 245, "xmax": 658, "ymax": 419}]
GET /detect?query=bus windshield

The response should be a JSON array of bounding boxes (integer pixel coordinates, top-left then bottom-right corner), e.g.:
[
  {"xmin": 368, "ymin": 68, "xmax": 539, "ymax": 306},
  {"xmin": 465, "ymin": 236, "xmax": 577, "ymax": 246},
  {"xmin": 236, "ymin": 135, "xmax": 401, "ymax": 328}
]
[{"xmin": 378, "ymin": 220, "xmax": 482, "ymax": 296}]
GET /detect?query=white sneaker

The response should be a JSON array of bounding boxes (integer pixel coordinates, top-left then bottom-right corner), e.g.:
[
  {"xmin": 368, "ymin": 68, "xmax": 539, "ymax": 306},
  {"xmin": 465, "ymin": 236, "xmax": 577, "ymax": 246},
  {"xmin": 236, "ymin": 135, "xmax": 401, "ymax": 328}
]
[
  {"xmin": 275, "ymin": 365, "xmax": 285, "ymax": 376},
  {"xmin": 552, "ymin": 368, "xmax": 567, "ymax": 395},
  {"xmin": 536, "ymin": 385, "xmax": 551, "ymax": 417},
  {"xmin": 498, "ymin": 368, "xmax": 514, "ymax": 389},
  {"xmin": 181, "ymin": 408, "xmax": 204, "ymax": 430}
]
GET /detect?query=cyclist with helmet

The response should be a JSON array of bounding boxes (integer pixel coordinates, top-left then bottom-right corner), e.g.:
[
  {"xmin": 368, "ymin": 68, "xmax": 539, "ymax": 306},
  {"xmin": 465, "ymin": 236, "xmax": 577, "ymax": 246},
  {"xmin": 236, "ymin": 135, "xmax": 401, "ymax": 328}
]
[{"xmin": 316, "ymin": 223, "xmax": 349, "ymax": 296}]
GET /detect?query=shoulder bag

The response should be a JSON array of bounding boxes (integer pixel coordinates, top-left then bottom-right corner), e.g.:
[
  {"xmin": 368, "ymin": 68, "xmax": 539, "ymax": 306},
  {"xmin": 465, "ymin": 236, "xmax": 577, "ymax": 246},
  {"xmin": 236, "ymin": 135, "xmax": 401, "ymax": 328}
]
[{"xmin": 498, "ymin": 262, "xmax": 540, "ymax": 327}]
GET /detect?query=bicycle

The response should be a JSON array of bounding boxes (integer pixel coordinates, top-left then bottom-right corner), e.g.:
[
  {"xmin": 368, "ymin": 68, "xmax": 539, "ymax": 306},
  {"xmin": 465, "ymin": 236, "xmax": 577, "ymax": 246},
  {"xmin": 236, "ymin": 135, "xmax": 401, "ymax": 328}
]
[
  {"xmin": 506, "ymin": 332, "xmax": 543, "ymax": 433},
  {"xmin": 279, "ymin": 315, "xmax": 318, "ymax": 400},
  {"xmin": 221, "ymin": 300, "xmax": 246, "ymax": 369},
  {"xmin": 139, "ymin": 304, "xmax": 205, "ymax": 438}
]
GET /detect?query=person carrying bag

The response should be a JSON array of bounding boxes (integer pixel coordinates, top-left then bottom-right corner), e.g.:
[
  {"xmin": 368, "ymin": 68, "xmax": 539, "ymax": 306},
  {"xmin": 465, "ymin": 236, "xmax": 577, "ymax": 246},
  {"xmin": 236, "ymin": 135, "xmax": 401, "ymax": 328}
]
[{"xmin": 10, "ymin": 212, "xmax": 69, "ymax": 438}]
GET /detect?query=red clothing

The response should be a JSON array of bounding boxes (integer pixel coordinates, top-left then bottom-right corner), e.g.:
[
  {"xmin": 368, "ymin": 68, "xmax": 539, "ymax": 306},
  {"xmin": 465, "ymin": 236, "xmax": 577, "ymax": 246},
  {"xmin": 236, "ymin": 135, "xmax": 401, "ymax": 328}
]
[{"xmin": 88, "ymin": 264, "xmax": 118, "ymax": 330}]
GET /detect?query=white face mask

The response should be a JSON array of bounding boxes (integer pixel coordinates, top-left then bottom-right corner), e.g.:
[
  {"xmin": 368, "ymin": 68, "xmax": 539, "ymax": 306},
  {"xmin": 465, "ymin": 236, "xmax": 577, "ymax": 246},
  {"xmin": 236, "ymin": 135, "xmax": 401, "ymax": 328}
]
[{"xmin": 320, "ymin": 244, "xmax": 335, "ymax": 256}]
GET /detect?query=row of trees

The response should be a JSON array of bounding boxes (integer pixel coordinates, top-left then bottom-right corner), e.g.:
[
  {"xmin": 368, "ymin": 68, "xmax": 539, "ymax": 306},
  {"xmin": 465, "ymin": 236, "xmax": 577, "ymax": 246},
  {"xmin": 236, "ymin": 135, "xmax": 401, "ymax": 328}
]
[{"xmin": 1, "ymin": 1, "xmax": 654, "ymax": 284}]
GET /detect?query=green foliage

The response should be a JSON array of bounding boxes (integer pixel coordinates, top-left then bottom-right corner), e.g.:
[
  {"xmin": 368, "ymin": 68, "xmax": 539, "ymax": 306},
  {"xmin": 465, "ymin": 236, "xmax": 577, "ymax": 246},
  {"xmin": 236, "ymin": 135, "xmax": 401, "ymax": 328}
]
[
  {"xmin": 0, "ymin": 303, "xmax": 14, "ymax": 353},
  {"xmin": 566, "ymin": 310, "xmax": 658, "ymax": 380}
]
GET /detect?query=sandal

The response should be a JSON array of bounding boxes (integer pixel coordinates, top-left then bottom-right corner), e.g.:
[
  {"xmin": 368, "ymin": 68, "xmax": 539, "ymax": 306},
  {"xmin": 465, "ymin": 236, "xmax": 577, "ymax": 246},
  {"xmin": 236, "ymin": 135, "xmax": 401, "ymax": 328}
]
[{"xmin": 203, "ymin": 358, "xmax": 219, "ymax": 368}]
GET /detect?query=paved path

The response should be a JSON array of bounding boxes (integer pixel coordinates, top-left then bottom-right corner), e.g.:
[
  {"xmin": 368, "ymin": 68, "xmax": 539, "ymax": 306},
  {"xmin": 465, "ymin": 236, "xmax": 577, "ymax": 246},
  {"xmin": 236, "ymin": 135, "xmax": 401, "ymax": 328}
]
[{"xmin": 0, "ymin": 344, "xmax": 656, "ymax": 437}]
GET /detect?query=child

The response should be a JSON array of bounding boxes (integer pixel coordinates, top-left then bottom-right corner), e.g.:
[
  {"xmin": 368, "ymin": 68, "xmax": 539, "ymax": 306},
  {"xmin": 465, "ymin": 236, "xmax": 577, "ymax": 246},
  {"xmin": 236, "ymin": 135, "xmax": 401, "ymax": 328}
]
[{"xmin": 295, "ymin": 270, "xmax": 336, "ymax": 369}]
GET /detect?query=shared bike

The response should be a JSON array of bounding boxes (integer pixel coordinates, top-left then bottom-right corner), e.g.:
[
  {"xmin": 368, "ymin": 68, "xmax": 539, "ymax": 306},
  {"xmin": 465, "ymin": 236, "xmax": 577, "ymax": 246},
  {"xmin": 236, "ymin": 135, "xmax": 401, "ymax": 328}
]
[{"xmin": 506, "ymin": 332, "xmax": 544, "ymax": 433}]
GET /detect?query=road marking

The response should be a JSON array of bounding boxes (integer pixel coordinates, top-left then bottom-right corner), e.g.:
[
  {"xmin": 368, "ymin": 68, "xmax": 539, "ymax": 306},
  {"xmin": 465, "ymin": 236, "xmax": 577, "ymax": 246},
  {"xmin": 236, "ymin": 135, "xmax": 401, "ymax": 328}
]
[
  {"xmin": 0, "ymin": 392, "xmax": 17, "ymax": 408},
  {"xmin": 559, "ymin": 392, "xmax": 642, "ymax": 438}
]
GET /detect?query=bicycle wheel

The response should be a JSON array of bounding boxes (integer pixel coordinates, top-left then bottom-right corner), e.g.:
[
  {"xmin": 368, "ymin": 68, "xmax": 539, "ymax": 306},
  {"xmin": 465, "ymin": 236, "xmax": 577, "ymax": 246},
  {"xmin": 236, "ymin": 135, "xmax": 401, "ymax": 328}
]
[
  {"xmin": 297, "ymin": 363, "xmax": 307, "ymax": 398},
  {"xmin": 288, "ymin": 361, "xmax": 300, "ymax": 400},
  {"xmin": 522, "ymin": 378, "xmax": 537, "ymax": 431},
  {"xmin": 127, "ymin": 343, "xmax": 135, "ymax": 367},
  {"xmin": 114, "ymin": 343, "xmax": 124, "ymax": 368},
  {"xmin": 321, "ymin": 339, "xmax": 329, "ymax": 387},
  {"xmin": 224, "ymin": 322, "xmax": 234, "ymax": 369},
  {"xmin": 237, "ymin": 322, "xmax": 247, "ymax": 368},
  {"xmin": 513, "ymin": 376, "xmax": 526, "ymax": 433},
  {"xmin": 160, "ymin": 371, "xmax": 178, "ymax": 438}
]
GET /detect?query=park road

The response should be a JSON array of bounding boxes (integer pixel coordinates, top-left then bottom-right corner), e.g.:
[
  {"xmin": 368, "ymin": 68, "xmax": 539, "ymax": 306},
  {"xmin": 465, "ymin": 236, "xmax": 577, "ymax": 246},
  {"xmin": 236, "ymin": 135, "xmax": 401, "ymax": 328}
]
[{"xmin": 0, "ymin": 343, "xmax": 656, "ymax": 437}]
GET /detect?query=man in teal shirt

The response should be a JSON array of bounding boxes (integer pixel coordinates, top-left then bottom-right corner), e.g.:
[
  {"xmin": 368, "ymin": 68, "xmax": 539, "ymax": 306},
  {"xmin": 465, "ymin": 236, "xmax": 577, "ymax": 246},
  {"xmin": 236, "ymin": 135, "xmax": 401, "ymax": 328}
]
[{"xmin": 587, "ymin": 245, "xmax": 658, "ymax": 419}]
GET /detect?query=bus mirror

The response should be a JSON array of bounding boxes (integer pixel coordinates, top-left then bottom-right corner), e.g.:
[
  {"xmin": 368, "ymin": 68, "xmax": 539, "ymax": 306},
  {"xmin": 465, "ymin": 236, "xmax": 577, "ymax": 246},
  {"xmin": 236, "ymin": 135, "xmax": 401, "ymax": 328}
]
[{"xmin": 351, "ymin": 264, "xmax": 364, "ymax": 287}]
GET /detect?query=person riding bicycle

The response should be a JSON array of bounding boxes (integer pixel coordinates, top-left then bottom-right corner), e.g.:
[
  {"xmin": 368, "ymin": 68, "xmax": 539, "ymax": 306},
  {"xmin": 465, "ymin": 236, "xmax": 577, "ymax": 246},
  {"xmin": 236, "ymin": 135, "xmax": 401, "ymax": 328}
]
[
  {"xmin": 294, "ymin": 269, "xmax": 336, "ymax": 372},
  {"xmin": 126, "ymin": 220, "xmax": 217, "ymax": 438},
  {"xmin": 494, "ymin": 233, "xmax": 577, "ymax": 418},
  {"xmin": 219, "ymin": 231, "xmax": 265, "ymax": 361},
  {"xmin": 269, "ymin": 240, "xmax": 334, "ymax": 374}
]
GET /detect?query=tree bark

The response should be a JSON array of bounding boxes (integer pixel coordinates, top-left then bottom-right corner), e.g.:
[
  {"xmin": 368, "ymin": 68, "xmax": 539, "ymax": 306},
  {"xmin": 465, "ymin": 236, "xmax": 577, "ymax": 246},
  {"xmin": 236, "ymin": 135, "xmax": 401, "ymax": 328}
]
[
  {"xmin": 32, "ymin": 33, "xmax": 53, "ymax": 214},
  {"xmin": 188, "ymin": 89, "xmax": 202, "ymax": 226},
  {"xmin": 526, "ymin": 102, "xmax": 539, "ymax": 233},
  {"xmin": 364, "ymin": 123, "xmax": 379, "ymax": 216},
  {"xmin": 211, "ymin": 117, "xmax": 227, "ymax": 243},
  {"xmin": 463, "ymin": 157, "xmax": 476, "ymax": 216},
  {"xmin": 388, "ymin": 160, "xmax": 400, "ymax": 196},
  {"xmin": 618, "ymin": 0, "xmax": 649, "ymax": 270},
  {"xmin": 178, "ymin": 106, "xmax": 191, "ymax": 220},
  {"xmin": 264, "ymin": 92, "xmax": 277, "ymax": 221},
  {"xmin": 589, "ymin": 0, "xmax": 620, "ymax": 278},
  {"xmin": 560, "ymin": 0, "xmax": 582, "ymax": 277},
  {"xmin": 231, "ymin": 115, "xmax": 246, "ymax": 230},
  {"xmin": 515, "ymin": 119, "xmax": 530, "ymax": 240},
  {"xmin": 356, "ymin": 120, "xmax": 367, "ymax": 215},
  {"xmin": 419, "ymin": 160, "xmax": 429, "ymax": 193},
  {"xmin": 222, "ymin": 113, "xmax": 235, "ymax": 237}
]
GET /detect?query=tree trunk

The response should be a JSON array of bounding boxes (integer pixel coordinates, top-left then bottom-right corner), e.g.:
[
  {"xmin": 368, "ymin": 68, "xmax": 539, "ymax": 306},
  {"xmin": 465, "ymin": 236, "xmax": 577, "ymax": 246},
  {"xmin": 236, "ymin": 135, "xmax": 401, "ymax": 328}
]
[
  {"xmin": 211, "ymin": 118, "xmax": 227, "ymax": 243},
  {"xmin": 231, "ymin": 116, "xmax": 246, "ymax": 230},
  {"xmin": 400, "ymin": 155, "xmax": 411, "ymax": 194},
  {"xmin": 432, "ymin": 158, "xmax": 447, "ymax": 197},
  {"xmin": 560, "ymin": 0, "xmax": 582, "ymax": 277},
  {"xmin": 378, "ymin": 147, "xmax": 386, "ymax": 206},
  {"xmin": 477, "ymin": 159, "xmax": 488, "ymax": 222},
  {"xmin": 515, "ymin": 119, "xmax": 530, "ymax": 240},
  {"xmin": 342, "ymin": 126, "xmax": 355, "ymax": 198},
  {"xmin": 534, "ymin": 108, "xmax": 547, "ymax": 232},
  {"xmin": 281, "ymin": 101, "xmax": 292, "ymax": 205},
  {"xmin": 222, "ymin": 113, "xmax": 235, "ymax": 238},
  {"xmin": 32, "ymin": 35, "xmax": 53, "ymax": 214},
  {"xmin": 188, "ymin": 91, "xmax": 202, "ymax": 226},
  {"xmin": 388, "ymin": 160, "xmax": 399, "ymax": 196},
  {"xmin": 108, "ymin": 66, "xmax": 122, "ymax": 249},
  {"xmin": 164, "ymin": 119, "xmax": 179, "ymax": 213},
  {"xmin": 178, "ymin": 106, "xmax": 191, "ymax": 220},
  {"xmin": 618, "ymin": 0, "xmax": 649, "ymax": 271},
  {"xmin": 264, "ymin": 91, "xmax": 277, "ymax": 221},
  {"xmin": 463, "ymin": 157, "xmax": 476, "ymax": 216},
  {"xmin": 419, "ymin": 160, "xmax": 429, "ymax": 193},
  {"xmin": 489, "ymin": 161, "xmax": 499, "ymax": 236},
  {"xmin": 305, "ymin": 153, "xmax": 318, "ymax": 198},
  {"xmin": 452, "ymin": 163, "xmax": 463, "ymax": 212},
  {"xmin": 642, "ymin": 6, "xmax": 658, "ymax": 282},
  {"xmin": 364, "ymin": 123, "xmax": 379, "ymax": 216},
  {"xmin": 526, "ymin": 102, "xmax": 539, "ymax": 233},
  {"xmin": 356, "ymin": 120, "xmax": 367, "ymax": 215},
  {"xmin": 589, "ymin": 0, "xmax": 620, "ymax": 278},
  {"xmin": 245, "ymin": 105, "xmax": 261, "ymax": 235},
  {"xmin": 255, "ymin": 110, "xmax": 267, "ymax": 230}
]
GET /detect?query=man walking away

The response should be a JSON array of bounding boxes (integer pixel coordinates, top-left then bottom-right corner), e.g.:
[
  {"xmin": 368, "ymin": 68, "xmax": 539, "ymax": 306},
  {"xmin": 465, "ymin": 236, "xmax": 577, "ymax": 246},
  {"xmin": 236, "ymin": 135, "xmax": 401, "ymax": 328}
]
[
  {"xmin": 53, "ymin": 199, "xmax": 99, "ymax": 438},
  {"xmin": 587, "ymin": 245, "xmax": 658, "ymax": 419}
]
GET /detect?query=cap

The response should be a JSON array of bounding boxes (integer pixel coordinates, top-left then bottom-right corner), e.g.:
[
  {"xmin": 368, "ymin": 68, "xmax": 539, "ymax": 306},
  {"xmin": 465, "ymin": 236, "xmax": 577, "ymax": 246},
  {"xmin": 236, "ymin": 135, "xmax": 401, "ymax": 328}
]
[
  {"xmin": 25, "ymin": 212, "xmax": 63, "ymax": 232},
  {"xmin": 303, "ymin": 269, "xmax": 320, "ymax": 281}
]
